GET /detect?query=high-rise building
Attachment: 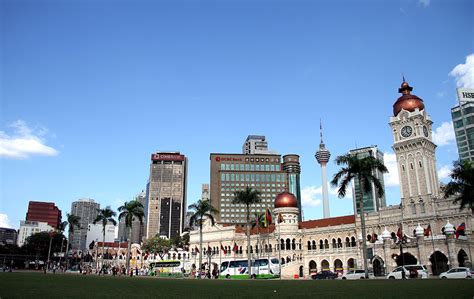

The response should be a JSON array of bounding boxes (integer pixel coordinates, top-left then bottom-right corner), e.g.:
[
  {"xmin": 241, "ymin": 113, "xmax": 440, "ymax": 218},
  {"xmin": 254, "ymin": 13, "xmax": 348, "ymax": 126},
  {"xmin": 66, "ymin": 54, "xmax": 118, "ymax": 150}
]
[
  {"xmin": 86, "ymin": 223, "xmax": 116, "ymax": 247},
  {"xmin": 0, "ymin": 228, "xmax": 18, "ymax": 246},
  {"xmin": 315, "ymin": 122, "xmax": 331, "ymax": 218},
  {"xmin": 389, "ymin": 80, "xmax": 439, "ymax": 215},
  {"xmin": 118, "ymin": 191, "xmax": 147, "ymax": 243},
  {"xmin": 70, "ymin": 199, "xmax": 100, "ymax": 250},
  {"xmin": 17, "ymin": 220, "xmax": 54, "ymax": 247},
  {"xmin": 201, "ymin": 184, "xmax": 210, "ymax": 201},
  {"xmin": 146, "ymin": 152, "xmax": 187, "ymax": 239},
  {"xmin": 242, "ymin": 135, "xmax": 269, "ymax": 154},
  {"xmin": 282, "ymin": 155, "xmax": 302, "ymax": 222},
  {"xmin": 348, "ymin": 146, "xmax": 386, "ymax": 214},
  {"xmin": 25, "ymin": 201, "xmax": 61, "ymax": 229},
  {"xmin": 451, "ymin": 88, "xmax": 474, "ymax": 161},
  {"xmin": 210, "ymin": 153, "xmax": 301, "ymax": 224}
]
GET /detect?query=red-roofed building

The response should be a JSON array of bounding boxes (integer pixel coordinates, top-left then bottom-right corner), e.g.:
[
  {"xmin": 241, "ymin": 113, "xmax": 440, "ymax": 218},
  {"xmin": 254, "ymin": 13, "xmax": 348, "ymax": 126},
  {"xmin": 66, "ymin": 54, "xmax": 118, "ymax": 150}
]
[{"xmin": 26, "ymin": 201, "xmax": 62, "ymax": 229}]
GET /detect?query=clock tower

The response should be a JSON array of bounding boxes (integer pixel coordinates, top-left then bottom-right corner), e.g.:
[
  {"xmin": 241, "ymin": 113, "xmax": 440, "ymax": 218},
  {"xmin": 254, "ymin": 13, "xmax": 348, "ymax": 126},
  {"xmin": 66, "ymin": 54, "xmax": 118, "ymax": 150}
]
[{"xmin": 389, "ymin": 81, "xmax": 440, "ymax": 215}]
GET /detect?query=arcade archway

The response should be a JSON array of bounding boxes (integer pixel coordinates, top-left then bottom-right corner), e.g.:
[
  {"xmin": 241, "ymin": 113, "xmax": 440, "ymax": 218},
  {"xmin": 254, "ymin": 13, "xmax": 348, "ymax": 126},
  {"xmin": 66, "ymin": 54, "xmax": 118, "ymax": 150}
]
[
  {"xmin": 347, "ymin": 258, "xmax": 355, "ymax": 270},
  {"xmin": 321, "ymin": 260, "xmax": 330, "ymax": 271},
  {"xmin": 372, "ymin": 256, "xmax": 384, "ymax": 276},
  {"xmin": 395, "ymin": 252, "xmax": 417, "ymax": 266},
  {"xmin": 430, "ymin": 251, "xmax": 448, "ymax": 275},
  {"xmin": 334, "ymin": 259, "xmax": 343, "ymax": 273},
  {"xmin": 309, "ymin": 260, "xmax": 317, "ymax": 275},
  {"xmin": 458, "ymin": 249, "xmax": 470, "ymax": 268}
]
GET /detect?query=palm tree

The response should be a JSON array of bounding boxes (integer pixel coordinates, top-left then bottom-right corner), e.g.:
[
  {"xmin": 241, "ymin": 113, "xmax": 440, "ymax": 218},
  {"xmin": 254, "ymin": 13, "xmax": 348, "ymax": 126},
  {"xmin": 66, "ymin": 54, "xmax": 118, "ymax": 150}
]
[
  {"xmin": 93, "ymin": 207, "xmax": 117, "ymax": 271},
  {"xmin": 232, "ymin": 187, "xmax": 261, "ymax": 278},
  {"xmin": 61, "ymin": 213, "xmax": 81, "ymax": 269},
  {"xmin": 118, "ymin": 199, "xmax": 145, "ymax": 273},
  {"xmin": 188, "ymin": 199, "xmax": 218, "ymax": 275},
  {"xmin": 443, "ymin": 160, "xmax": 474, "ymax": 211},
  {"xmin": 330, "ymin": 154, "xmax": 387, "ymax": 279}
]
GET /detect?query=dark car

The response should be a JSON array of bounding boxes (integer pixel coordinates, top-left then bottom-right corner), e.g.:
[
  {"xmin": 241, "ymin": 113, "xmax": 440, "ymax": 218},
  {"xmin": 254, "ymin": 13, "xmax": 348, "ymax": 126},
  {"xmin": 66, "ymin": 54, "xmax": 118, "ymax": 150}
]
[{"xmin": 311, "ymin": 270, "xmax": 338, "ymax": 280}]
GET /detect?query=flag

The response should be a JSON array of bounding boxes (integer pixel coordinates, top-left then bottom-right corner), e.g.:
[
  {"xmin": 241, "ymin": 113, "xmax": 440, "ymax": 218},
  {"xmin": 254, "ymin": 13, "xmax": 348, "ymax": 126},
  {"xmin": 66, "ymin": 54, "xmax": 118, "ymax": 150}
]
[
  {"xmin": 456, "ymin": 223, "xmax": 466, "ymax": 239},
  {"xmin": 195, "ymin": 246, "xmax": 199, "ymax": 254},
  {"xmin": 396, "ymin": 226, "xmax": 403, "ymax": 241},
  {"xmin": 233, "ymin": 242, "xmax": 238, "ymax": 253},
  {"xmin": 370, "ymin": 232, "xmax": 377, "ymax": 243},
  {"xmin": 208, "ymin": 245, "xmax": 212, "ymax": 253},
  {"xmin": 264, "ymin": 209, "xmax": 273, "ymax": 227},
  {"xmin": 220, "ymin": 243, "xmax": 227, "ymax": 255},
  {"xmin": 278, "ymin": 213, "xmax": 284, "ymax": 224},
  {"xmin": 424, "ymin": 224, "xmax": 431, "ymax": 237}
]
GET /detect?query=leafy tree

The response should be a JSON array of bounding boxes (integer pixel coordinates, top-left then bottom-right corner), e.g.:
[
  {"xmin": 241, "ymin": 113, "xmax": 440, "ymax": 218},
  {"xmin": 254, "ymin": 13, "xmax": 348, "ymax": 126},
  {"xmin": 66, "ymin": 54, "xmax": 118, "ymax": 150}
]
[
  {"xmin": 93, "ymin": 207, "xmax": 117, "ymax": 268},
  {"xmin": 330, "ymin": 154, "xmax": 387, "ymax": 279},
  {"xmin": 232, "ymin": 187, "xmax": 261, "ymax": 278},
  {"xmin": 61, "ymin": 213, "xmax": 81, "ymax": 269},
  {"xmin": 188, "ymin": 199, "xmax": 218, "ymax": 273},
  {"xmin": 23, "ymin": 231, "xmax": 65, "ymax": 259},
  {"xmin": 443, "ymin": 160, "xmax": 474, "ymax": 211},
  {"xmin": 118, "ymin": 199, "xmax": 145, "ymax": 272},
  {"xmin": 142, "ymin": 237, "xmax": 172, "ymax": 259}
]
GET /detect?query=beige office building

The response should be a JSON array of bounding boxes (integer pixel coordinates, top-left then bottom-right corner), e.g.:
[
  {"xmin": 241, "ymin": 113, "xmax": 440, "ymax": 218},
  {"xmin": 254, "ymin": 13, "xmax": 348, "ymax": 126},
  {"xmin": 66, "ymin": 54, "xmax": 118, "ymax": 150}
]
[{"xmin": 146, "ymin": 152, "xmax": 187, "ymax": 239}]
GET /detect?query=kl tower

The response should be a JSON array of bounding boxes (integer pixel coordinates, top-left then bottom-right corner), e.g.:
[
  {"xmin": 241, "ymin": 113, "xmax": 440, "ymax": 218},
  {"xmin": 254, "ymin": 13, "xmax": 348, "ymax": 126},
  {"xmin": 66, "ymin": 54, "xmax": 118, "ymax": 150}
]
[{"xmin": 315, "ymin": 121, "xmax": 331, "ymax": 218}]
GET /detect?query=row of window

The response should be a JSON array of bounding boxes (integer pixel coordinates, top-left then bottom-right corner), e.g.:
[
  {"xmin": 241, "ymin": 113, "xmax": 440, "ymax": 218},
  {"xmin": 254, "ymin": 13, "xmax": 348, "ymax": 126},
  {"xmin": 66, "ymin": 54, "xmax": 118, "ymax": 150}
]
[
  {"xmin": 220, "ymin": 163, "xmax": 281, "ymax": 172},
  {"xmin": 220, "ymin": 173, "xmax": 286, "ymax": 182}
]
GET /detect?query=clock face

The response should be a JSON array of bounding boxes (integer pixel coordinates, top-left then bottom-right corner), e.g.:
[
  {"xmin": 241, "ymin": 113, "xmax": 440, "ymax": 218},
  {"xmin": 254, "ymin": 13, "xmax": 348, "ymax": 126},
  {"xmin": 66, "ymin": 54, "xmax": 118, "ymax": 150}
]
[
  {"xmin": 400, "ymin": 126, "xmax": 413, "ymax": 138},
  {"xmin": 423, "ymin": 125, "xmax": 429, "ymax": 137}
]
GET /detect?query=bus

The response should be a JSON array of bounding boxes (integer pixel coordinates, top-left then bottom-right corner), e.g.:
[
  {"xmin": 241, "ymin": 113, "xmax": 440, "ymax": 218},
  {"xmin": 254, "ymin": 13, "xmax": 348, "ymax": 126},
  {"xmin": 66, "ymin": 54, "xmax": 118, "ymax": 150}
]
[
  {"xmin": 149, "ymin": 261, "xmax": 184, "ymax": 277},
  {"xmin": 219, "ymin": 258, "xmax": 280, "ymax": 279}
]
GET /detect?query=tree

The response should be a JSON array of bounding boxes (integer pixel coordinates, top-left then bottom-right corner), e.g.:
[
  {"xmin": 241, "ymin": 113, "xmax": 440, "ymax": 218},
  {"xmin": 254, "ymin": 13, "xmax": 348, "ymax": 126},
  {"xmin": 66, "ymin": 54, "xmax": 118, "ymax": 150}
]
[
  {"xmin": 188, "ymin": 199, "xmax": 218, "ymax": 273},
  {"xmin": 232, "ymin": 187, "xmax": 261, "ymax": 278},
  {"xmin": 61, "ymin": 213, "xmax": 81, "ymax": 269},
  {"xmin": 118, "ymin": 199, "xmax": 145, "ymax": 273},
  {"xmin": 23, "ymin": 231, "xmax": 65, "ymax": 259},
  {"xmin": 443, "ymin": 160, "xmax": 474, "ymax": 211},
  {"xmin": 142, "ymin": 237, "xmax": 172, "ymax": 259},
  {"xmin": 330, "ymin": 154, "xmax": 387, "ymax": 279},
  {"xmin": 93, "ymin": 207, "xmax": 117, "ymax": 270}
]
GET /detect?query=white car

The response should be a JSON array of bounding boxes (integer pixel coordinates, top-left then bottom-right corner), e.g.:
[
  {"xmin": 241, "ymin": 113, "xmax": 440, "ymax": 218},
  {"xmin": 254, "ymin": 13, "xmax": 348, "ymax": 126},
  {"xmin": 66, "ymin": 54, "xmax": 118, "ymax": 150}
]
[
  {"xmin": 341, "ymin": 270, "xmax": 375, "ymax": 279},
  {"xmin": 386, "ymin": 265, "xmax": 429, "ymax": 279},
  {"xmin": 439, "ymin": 267, "xmax": 473, "ymax": 279}
]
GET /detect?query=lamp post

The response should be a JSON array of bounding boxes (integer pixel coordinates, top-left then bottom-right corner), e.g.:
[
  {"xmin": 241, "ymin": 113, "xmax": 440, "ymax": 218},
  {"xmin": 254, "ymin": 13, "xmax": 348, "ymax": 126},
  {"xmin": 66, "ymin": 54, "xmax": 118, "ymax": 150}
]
[{"xmin": 395, "ymin": 233, "xmax": 407, "ymax": 279}]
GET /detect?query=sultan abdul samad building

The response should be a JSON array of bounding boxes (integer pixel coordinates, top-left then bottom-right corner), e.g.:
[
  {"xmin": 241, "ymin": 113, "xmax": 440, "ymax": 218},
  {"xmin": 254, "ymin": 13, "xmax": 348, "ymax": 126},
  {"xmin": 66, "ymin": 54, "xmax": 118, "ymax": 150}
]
[{"xmin": 189, "ymin": 81, "xmax": 474, "ymax": 278}]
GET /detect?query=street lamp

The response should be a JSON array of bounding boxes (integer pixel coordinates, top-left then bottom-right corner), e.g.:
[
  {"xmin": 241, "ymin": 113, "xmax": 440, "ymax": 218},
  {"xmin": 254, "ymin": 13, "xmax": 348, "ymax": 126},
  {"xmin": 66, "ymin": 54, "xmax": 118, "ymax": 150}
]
[
  {"xmin": 395, "ymin": 232, "xmax": 408, "ymax": 279},
  {"xmin": 444, "ymin": 220, "xmax": 455, "ymax": 270}
]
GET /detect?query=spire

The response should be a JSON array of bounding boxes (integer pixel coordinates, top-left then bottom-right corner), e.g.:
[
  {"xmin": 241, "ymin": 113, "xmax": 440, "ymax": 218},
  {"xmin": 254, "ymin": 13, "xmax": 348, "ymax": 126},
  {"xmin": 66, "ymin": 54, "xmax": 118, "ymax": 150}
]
[
  {"xmin": 320, "ymin": 119, "xmax": 324, "ymax": 145},
  {"xmin": 402, "ymin": 73, "xmax": 406, "ymax": 83}
]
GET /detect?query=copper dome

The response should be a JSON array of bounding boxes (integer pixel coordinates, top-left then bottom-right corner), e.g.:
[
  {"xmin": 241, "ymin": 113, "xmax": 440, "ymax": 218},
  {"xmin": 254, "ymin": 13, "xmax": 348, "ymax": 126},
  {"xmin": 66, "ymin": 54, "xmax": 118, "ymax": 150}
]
[
  {"xmin": 274, "ymin": 192, "xmax": 298, "ymax": 208},
  {"xmin": 393, "ymin": 81, "xmax": 424, "ymax": 116}
]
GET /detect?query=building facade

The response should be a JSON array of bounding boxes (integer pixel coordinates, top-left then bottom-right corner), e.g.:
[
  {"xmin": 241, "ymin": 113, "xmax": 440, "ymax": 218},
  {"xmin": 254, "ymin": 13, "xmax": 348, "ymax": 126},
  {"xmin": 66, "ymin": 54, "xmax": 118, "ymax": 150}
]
[
  {"xmin": 118, "ymin": 191, "xmax": 147, "ymax": 244},
  {"xmin": 210, "ymin": 153, "xmax": 302, "ymax": 224},
  {"xmin": 86, "ymin": 223, "xmax": 116, "ymax": 248},
  {"xmin": 0, "ymin": 227, "xmax": 18, "ymax": 246},
  {"xmin": 17, "ymin": 220, "xmax": 54, "ymax": 247},
  {"xmin": 348, "ymin": 146, "xmax": 386, "ymax": 214},
  {"xmin": 146, "ymin": 152, "xmax": 187, "ymax": 239},
  {"xmin": 188, "ymin": 81, "xmax": 473, "ymax": 279},
  {"xmin": 25, "ymin": 201, "xmax": 61, "ymax": 229},
  {"xmin": 451, "ymin": 88, "xmax": 474, "ymax": 161},
  {"xmin": 242, "ymin": 135, "xmax": 269, "ymax": 154},
  {"xmin": 70, "ymin": 198, "xmax": 100, "ymax": 250}
]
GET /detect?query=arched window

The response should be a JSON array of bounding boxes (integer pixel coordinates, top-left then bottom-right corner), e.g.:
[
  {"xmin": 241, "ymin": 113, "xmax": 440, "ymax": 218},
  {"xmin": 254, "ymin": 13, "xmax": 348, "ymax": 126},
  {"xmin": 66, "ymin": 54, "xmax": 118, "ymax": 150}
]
[
  {"xmin": 337, "ymin": 238, "xmax": 342, "ymax": 248},
  {"xmin": 312, "ymin": 240, "xmax": 316, "ymax": 250},
  {"xmin": 319, "ymin": 240, "xmax": 324, "ymax": 249},
  {"xmin": 351, "ymin": 236, "xmax": 356, "ymax": 247},
  {"xmin": 286, "ymin": 238, "xmax": 291, "ymax": 250},
  {"xmin": 307, "ymin": 241, "xmax": 311, "ymax": 250},
  {"xmin": 269, "ymin": 244, "xmax": 272, "ymax": 252},
  {"xmin": 324, "ymin": 239, "xmax": 329, "ymax": 249},
  {"xmin": 332, "ymin": 238, "xmax": 337, "ymax": 249},
  {"xmin": 345, "ymin": 237, "xmax": 350, "ymax": 247},
  {"xmin": 292, "ymin": 239, "xmax": 296, "ymax": 250}
]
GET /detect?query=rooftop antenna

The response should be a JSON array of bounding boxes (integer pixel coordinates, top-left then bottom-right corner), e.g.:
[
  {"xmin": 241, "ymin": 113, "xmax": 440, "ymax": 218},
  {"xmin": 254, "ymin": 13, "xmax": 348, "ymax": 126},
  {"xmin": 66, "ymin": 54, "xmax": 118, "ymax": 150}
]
[
  {"xmin": 320, "ymin": 119, "xmax": 324, "ymax": 144},
  {"xmin": 402, "ymin": 73, "xmax": 406, "ymax": 82}
]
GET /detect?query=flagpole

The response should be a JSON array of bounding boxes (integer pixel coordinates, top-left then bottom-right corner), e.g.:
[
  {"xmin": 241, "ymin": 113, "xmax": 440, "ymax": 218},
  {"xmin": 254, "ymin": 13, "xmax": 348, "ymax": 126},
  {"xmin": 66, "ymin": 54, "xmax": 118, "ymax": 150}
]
[
  {"xmin": 429, "ymin": 222, "xmax": 438, "ymax": 275},
  {"xmin": 278, "ymin": 214, "xmax": 281, "ymax": 280}
]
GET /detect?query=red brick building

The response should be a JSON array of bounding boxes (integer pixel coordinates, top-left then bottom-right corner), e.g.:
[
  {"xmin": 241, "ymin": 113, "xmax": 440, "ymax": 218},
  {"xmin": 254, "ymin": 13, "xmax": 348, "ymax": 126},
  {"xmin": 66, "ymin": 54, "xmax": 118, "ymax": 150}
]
[{"xmin": 26, "ymin": 201, "xmax": 62, "ymax": 229}]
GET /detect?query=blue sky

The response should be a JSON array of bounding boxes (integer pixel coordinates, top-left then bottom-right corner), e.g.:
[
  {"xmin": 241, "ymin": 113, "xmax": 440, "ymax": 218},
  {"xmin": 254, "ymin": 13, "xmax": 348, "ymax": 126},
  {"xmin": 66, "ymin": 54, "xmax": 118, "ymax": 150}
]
[{"xmin": 1, "ymin": 0, "xmax": 473, "ymax": 229}]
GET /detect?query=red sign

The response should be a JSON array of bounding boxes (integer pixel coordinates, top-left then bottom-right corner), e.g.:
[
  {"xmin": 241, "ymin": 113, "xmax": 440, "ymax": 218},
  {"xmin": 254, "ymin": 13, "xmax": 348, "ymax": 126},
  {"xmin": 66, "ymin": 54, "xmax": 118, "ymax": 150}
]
[
  {"xmin": 151, "ymin": 153, "xmax": 185, "ymax": 161},
  {"xmin": 214, "ymin": 156, "xmax": 243, "ymax": 162}
]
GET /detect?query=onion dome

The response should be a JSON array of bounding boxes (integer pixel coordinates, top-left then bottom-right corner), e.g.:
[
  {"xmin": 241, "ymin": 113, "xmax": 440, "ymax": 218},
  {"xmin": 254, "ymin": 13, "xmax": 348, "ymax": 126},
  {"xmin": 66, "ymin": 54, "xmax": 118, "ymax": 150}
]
[
  {"xmin": 393, "ymin": 81, "xmax": 425, "ymax": 116},
  {"xmin": 444, "ymin": 220, "xmax": 455, "ymax": 235},
  {"xmin": 381, "ymin": 227, "xmax": 391, "ymax": 240},
  {"xmin": 274, "ymin": 192, "xmax": 298, "ymax": 208},
  {"xmin": 415, "ymin": 223, "xmax": 424, "ymax": 237}
]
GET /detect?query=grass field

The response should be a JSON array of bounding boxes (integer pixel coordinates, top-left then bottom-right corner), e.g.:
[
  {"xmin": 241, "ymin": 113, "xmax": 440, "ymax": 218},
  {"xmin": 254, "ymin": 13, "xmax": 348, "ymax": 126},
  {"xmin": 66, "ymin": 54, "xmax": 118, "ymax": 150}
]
[{"xmin": 0, "ymin": 272, "xmax": 473, "ymax": 298}]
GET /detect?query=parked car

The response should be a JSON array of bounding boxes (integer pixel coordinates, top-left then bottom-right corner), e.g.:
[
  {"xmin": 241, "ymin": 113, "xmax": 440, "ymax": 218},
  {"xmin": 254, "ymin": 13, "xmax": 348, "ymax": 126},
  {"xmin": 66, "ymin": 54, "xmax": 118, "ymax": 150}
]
[
  {"xmin": 439, "ymin": 267, "xmax": 473, "ymax": 279},
  {"xmin": 311, "ymin": 270, "xmax": 338, "ymax": 280},
  {"xmin": 386, "ymin": 265, "xmax": 428, "ymax": 279},
  {"xmin": 341, "ymin": 270, "xmax": 375, "ymax": 280}
]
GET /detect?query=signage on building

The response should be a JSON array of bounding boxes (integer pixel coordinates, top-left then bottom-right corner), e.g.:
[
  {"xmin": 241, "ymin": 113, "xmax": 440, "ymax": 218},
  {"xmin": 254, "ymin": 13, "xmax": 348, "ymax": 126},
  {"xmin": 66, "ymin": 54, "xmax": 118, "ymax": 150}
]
[
  {"xmin": 151, "ymin": 153, "xmax": 185, "ymax": 161},
  {"xmin": 215, "ymin": 156, "xmax": 243, "ymax": 162},
  {"xmin": 457, "ymin": 88, "xmax": 474, "ymax": 103}
]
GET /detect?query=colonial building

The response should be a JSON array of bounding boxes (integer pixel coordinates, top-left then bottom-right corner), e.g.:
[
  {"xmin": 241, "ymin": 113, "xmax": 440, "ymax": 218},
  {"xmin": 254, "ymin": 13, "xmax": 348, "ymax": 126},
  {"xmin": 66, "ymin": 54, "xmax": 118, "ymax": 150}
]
[{"xmin": 188, "ymin": 81, "xmax": 474, "ymax": 278}]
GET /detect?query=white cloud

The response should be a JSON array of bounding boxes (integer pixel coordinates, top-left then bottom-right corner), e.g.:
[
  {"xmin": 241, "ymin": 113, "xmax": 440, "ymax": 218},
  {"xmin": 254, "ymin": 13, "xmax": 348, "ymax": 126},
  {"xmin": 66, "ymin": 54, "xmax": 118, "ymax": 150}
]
[
  {"xmin": 301, "ymin": 184, "xmax": 352, "ymax": 208},
  {"xmin": 432, "ymin": 122, "xmax": 455, "ymax": 146},
  {"xmin": 418, "ymin": 0, "xmax": 431, "ymax": 7},
  {"xmin": 383, "ymin": 152, "xmax": 400, "ymax": 187},
  {"xmin": 0, "ymin": 120, "xmax": 58, "ymax": 159},
  {"xmin": 438, "ymin": 165, "xmax": 451, "ymax": 181},
  {"xmin": 0, "ymin": 213, "xmax": 12, "ymax": 228},
  {"xmin": 436, "ymin": 91, "xmax": 445, "ymax": 98},
  {"xmin": 449, "ymin": 54, "xmax": 474, "ymax": 88}
]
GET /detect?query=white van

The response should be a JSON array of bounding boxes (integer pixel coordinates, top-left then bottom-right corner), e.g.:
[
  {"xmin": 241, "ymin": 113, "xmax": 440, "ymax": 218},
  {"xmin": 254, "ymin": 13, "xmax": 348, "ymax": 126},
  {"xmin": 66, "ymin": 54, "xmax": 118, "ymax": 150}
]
[
  {"xmin": 219, "ymin": 258, "xmax": 280, "ymax": 279},
  {"xmin": 386, "ymin": 265, "xmax": 429, "ymax": 279}
]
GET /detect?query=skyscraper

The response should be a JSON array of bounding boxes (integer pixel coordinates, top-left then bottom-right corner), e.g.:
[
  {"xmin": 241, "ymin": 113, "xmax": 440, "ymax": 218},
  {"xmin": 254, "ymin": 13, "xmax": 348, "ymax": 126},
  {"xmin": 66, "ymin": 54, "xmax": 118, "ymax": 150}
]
[
  {"xmin": 210, "ymin": 153, "xmax": 301, "ymax": 224},
  {"xmin": 25, "ymin": 201, "xmax": 62, "ymax": 229},
  {"xmin": 315, "ymin": 122, "xmax": 331, "ymax": 218},
  {"xmin": 348, "ymin": 146, "xmax": 386, "ymax": 214},
  {"xmin": 282, "ymin": 154, "xmax": 302, "ymax": 221},
  {"xmin": 70, "ymin": 198, "xmax": 100, "ymax": 250},
  {"xmin": 242, "ymin": 135, "xmax": 269, "ymax": 154},
  {"xmin": 118, "ymin": 191, "xmax": 147, "ymax": 243},
  {"xmin": 451, "ymin": 88, "xmax": 474, "ymax": 161},
  {"xmin": 146, "ymin": 152, "xmax": 187, "ymax": 239}
]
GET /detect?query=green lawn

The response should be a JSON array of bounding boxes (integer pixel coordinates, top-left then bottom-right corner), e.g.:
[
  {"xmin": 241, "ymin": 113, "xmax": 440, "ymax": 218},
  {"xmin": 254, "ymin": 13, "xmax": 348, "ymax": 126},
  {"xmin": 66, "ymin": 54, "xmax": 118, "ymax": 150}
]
[{"xmin": 0, "ymin": 272, "xmax": 473, "ymax": 298}]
